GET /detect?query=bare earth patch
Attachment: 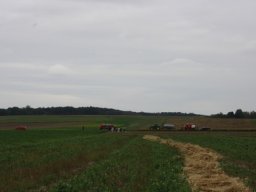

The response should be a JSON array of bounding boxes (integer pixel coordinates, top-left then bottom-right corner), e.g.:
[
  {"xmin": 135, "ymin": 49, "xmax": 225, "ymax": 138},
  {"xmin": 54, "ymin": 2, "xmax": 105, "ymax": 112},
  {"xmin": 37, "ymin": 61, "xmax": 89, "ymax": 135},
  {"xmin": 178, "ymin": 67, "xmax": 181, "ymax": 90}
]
[{"xmin": 143, "ymin": 135, "xmax": 251, "ymax": 192}]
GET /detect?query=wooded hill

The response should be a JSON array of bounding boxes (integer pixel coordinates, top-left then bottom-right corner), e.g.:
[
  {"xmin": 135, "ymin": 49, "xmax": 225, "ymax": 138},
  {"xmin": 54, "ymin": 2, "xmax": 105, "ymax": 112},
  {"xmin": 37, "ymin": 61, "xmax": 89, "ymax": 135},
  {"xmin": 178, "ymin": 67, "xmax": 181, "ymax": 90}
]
[{"xmin": 0, "ymin": 106, "xmax": 198, "ymax": 116}]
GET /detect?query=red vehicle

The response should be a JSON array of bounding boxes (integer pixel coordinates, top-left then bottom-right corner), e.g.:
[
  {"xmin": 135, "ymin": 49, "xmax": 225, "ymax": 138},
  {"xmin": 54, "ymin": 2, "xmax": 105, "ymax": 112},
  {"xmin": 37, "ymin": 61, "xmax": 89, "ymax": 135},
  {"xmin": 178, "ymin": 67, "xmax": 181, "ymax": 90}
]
[
  {"xmin": 184, "ymin": 123, "xmax": 196, "ymax": 131},
  {"xmin": 99, "ymin": 124, "xmax": 116, "ymax": 131},
  {"xmin": 15, "ymin": 125, "xmax": 27, "ymax": 131}
]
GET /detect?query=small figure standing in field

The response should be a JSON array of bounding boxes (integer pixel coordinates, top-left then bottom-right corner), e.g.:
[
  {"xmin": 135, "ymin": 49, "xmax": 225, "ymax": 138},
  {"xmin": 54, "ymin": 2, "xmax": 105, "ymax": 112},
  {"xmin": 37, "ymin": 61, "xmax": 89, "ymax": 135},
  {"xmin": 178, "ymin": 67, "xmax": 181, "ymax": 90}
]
[{"xmin": 82, "ymin": 125, "xmax": 85, "ymax": 131}]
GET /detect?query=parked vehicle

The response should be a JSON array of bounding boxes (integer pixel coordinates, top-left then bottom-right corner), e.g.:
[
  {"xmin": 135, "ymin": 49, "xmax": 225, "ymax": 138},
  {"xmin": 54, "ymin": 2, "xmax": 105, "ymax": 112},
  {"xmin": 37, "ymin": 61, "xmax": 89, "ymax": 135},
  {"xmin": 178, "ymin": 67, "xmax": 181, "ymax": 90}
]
[
  {"xmin": 149, "ymin": 123, "xmax": 176, "ymax": 131},
  {"xmin": 184, "ymin": 123, "xmax": 197, "ymax": 131},
  {"xmin": 149, "ymin": 124, "xmax": 161, "ymax": 130},
  {"xmin": 199, "ymin": 127, "xmax": 211, "ymax": 131},
  {"xmin": 99, "ymin": 124, "xmax": 116, "ymax": 131},
  {"xmin": 99, "ymin": 124, "xmax": 126, "ymax": 132},
  {"xmin": 15, "ymin": 125, "xmax": 27, "ymax": 131},
  {"xmin": 162, "ymin": 123, "xmax": 175, "ymax": 130}
]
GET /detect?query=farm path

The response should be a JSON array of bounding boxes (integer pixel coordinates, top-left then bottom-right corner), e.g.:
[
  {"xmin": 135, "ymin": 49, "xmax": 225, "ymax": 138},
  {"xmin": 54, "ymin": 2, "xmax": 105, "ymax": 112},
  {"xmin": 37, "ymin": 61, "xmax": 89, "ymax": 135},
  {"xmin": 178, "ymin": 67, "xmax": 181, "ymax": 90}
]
[{"xmin": 143, "ymin": 135, "xmax": 251, "ymax": 192}]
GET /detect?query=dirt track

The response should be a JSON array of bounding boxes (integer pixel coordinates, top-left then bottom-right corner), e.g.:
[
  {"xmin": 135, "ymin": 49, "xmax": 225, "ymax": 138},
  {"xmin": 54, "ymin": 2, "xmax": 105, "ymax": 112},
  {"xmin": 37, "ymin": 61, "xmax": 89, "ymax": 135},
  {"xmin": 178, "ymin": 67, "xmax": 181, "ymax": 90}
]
[{"xmin": 143, "ymin": 135, "xmax": 251, "ymax": 192}]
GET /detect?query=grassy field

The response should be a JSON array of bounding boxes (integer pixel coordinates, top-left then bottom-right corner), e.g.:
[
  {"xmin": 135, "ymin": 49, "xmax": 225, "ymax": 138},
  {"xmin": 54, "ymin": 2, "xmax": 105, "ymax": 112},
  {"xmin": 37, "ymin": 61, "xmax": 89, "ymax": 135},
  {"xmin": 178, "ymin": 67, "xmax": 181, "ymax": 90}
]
[
  {"xmin": 0, "ymin": 128, "xmax": 190, "ymax": 192},
  {"xmin": 161, "ymin": 132, "xmax": 256, "ymax": 191},
  {"xmin": 1, "ymin": 115, "xmax": 256, "ymax": 130},
  {"xmin": 0, "ymin": 115, "xmax": 256, "ymax": 191},
  {"xmin": 53, "ymin": 137, "xmax": 190, "ymax": 192},
  {"xmin": 0, "ymin": 130, "xmax": 133, "ymax": 191}
]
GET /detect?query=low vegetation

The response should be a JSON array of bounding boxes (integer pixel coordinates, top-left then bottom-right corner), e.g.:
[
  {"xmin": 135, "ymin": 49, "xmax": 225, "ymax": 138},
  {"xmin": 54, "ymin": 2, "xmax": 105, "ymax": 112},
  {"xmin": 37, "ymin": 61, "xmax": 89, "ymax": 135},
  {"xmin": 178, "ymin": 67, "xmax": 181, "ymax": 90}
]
[
  {"xmin": 0, "ymin": 115, "xmax": 256, "ymax": 191},
  {"xmin": 162, "ymin": 132, "xmax": 256, "ymax": 190},
  {"xmin": 1, "ymin": 115, "xmax": 256, "ymax": 130},
  {"xmin": 0, "ymin": 129, "xmax": 191, "ymax": 192},
  {"xmin": 53, "ymin": 137, "xmax": 190, "ymax": 192},
  {"xmin": 0, "ymin": 130, "xmax": 134, "ymax": 191}
]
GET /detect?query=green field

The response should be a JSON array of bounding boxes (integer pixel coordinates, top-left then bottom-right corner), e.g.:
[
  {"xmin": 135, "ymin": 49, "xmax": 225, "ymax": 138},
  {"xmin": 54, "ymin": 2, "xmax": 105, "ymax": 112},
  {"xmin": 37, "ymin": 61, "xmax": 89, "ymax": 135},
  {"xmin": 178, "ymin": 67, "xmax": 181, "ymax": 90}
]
[
  {"xmin": 1, "ymin": 115, "xmax": 256, "ymax": 130},
  {"xmin": 0, "ymin": 115, "xmax": 256, "ymax": 191},
  {"xmin": 0, "ymin": 127, "xmax": 190, "ymax": 191},
  {"xmin": 160, "ymin": 132, "xmax": 256, "ymax": 190}
]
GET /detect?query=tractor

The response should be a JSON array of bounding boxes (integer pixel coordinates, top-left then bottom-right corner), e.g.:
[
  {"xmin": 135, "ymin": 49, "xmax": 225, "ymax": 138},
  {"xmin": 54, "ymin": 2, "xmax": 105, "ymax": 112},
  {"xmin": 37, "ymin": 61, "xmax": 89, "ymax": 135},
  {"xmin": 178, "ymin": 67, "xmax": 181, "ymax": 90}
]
[
  {"xmin": 184, "ymin": 123, "xmax": 197, "ymax": 131},
  {"xmin": 149, "ymin": 124, "xmax": 161, "ymax": 130}
]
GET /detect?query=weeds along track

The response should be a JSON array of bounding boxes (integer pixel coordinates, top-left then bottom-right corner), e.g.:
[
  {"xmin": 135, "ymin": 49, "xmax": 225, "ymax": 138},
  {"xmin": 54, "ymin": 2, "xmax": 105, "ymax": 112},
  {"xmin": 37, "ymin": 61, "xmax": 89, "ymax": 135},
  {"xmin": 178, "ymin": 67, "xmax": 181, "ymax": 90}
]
[{"xmin": 143, "ymin": 135, "xmax": 251, "ymax": 192}]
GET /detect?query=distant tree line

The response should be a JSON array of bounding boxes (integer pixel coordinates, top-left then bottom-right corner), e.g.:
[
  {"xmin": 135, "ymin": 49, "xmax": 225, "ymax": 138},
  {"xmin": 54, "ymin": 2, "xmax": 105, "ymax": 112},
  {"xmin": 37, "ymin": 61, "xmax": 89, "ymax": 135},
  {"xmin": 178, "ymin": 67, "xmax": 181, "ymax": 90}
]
[
  {"xmin": 0, "ymin": 106, "xmax": 133, "ymax": 116},
  {"xmin": 211, "ymin": 109, "xmax": 256, "ymax": 119},
  {"xmin": 0, "ymin": 106, "xmax": 199, "ymax": 116}
]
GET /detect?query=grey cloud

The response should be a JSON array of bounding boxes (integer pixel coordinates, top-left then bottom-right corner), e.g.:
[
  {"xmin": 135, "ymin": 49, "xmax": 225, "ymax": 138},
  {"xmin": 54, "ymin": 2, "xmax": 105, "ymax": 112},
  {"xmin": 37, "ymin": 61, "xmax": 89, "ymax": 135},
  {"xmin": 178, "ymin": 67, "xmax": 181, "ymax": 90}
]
[{"xmin": 0, "ymin": 0, "xmax": 256, "ymax": 114}]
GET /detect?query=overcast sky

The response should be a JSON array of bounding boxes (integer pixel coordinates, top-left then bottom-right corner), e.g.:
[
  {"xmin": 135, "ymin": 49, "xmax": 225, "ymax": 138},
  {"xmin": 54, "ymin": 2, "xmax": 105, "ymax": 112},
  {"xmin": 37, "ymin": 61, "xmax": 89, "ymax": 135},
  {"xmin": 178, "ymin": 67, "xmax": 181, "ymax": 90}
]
[{"xmin": 0, "ymin": 0, "xmax": 256, "ymax": 114}]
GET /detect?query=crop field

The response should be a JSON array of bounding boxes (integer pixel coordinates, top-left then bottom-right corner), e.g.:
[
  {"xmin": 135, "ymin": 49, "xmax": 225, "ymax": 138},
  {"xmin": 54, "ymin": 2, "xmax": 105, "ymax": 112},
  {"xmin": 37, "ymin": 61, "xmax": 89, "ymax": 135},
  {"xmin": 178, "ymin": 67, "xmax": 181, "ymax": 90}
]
[
  {"xmin": 0, "ymin": 115, "xmax": 256, "ymax": 191},
  {"xmin": 159, "ymin": 132, "xmax": 256, "ymax": 191},
  {"xmin": 1, "ymin": 115, "xmax": 256, "ymax": 130}
]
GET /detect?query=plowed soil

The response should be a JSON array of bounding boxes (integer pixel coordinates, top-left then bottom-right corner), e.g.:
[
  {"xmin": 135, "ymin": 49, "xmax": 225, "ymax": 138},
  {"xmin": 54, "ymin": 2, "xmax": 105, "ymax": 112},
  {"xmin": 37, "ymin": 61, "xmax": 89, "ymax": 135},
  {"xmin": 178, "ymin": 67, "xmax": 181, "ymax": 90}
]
[{"xmin": 143, "ymin": 135, "xmax": 251, "ymax": 192}]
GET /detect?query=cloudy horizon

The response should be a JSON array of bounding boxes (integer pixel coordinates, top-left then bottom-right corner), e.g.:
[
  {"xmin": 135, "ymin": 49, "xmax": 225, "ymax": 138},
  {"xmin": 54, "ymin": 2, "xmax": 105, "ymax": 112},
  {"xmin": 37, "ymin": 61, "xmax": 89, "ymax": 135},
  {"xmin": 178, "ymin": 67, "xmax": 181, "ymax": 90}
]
[{"xmin": 1, "ymin": 0, "xmax": 256, "ymax": 115}]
